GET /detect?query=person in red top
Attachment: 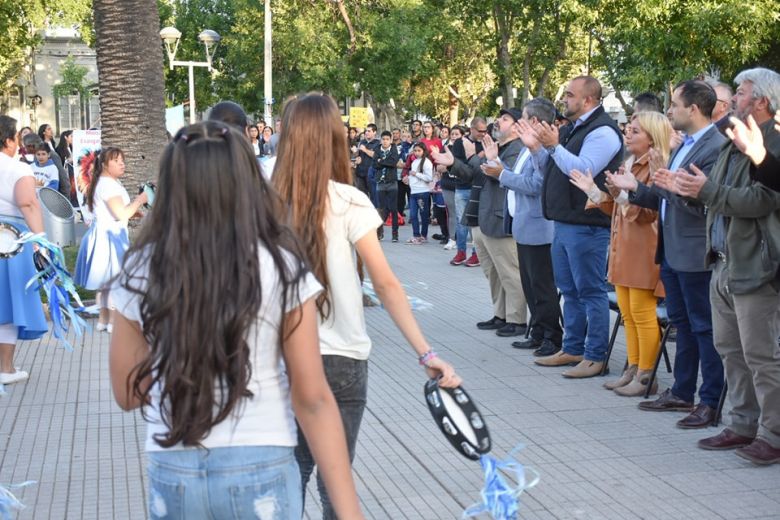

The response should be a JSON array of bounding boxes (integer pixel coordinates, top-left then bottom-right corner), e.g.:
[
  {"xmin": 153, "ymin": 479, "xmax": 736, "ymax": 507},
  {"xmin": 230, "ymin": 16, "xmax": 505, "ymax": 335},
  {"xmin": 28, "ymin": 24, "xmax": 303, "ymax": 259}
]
[{"xmin": 419, "ymin": 121, "xmax": 443, "ymax": 163}]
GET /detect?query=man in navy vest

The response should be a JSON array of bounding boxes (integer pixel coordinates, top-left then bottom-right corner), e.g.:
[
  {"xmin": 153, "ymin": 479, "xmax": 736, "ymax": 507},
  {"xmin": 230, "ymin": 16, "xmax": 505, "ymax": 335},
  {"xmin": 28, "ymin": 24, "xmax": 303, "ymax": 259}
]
[{"xmin": 519, "ymin": 76, "xmax": 623, "ymax": 378}]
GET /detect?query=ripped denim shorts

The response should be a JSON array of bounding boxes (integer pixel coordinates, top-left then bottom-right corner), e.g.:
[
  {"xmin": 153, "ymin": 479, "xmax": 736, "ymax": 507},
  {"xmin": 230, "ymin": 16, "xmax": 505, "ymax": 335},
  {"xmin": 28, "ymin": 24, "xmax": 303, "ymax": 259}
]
[{"xmin": 146, "ymin": 445, "xmax": 302, "ymax": 519}]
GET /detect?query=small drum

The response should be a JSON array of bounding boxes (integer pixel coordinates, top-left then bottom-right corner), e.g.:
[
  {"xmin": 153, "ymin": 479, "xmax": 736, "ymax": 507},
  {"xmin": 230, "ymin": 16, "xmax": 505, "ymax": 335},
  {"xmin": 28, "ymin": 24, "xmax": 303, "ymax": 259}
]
[
  {"xmin": 139, "ymin": 182, "xmax": 157, "ymax": 209},
  {"xmin": 0, "ymin": 222, "xmax": 23, "ymax": 259},
  {"xmin": 424, "ymin": 379, "xmax": 491, "ymax": 460}
]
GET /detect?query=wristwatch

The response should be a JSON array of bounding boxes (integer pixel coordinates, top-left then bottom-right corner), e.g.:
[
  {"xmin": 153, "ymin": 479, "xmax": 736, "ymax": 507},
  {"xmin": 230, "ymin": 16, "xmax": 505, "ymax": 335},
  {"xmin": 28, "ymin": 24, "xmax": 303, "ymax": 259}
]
[{"xmin": 546, "ymin": 144, "xmax": 557, "ymax": 156}]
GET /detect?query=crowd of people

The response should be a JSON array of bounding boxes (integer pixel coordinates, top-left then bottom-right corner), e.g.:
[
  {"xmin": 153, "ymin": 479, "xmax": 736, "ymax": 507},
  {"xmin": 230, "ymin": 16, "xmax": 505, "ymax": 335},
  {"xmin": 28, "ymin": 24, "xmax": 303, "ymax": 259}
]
[
  {"xmin": 1, "ymin": 63, "xmax": 779, "ymax": 519},
  {"xmin": 345, "ymin": 69, "xmax": 780, "ymax": 467}
]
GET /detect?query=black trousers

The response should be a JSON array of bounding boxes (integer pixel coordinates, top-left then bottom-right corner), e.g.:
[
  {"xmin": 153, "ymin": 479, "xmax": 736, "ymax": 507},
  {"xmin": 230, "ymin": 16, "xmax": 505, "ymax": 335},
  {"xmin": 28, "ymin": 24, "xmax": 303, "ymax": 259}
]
[
  {"xmin": 355, "ymin": 175, "xmax": 369, "ymax": 198},
  {"xmin": 397, "ymin": 179, "xmax": 410, "ymax": 214},
  {"xmin": 517, "ymin": 243, "xmax": 562, "ymax": 344},
  {"xmin": 377, "ymin": 189, "xmax": 399, "ymax": 232}
]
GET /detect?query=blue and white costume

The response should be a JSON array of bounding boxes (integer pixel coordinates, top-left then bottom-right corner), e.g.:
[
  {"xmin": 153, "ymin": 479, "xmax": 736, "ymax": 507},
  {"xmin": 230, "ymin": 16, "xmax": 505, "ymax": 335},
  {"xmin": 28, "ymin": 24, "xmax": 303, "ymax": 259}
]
[{"xmin": 75, "ymin": 176, "xmax": 130, "ymax": 290}]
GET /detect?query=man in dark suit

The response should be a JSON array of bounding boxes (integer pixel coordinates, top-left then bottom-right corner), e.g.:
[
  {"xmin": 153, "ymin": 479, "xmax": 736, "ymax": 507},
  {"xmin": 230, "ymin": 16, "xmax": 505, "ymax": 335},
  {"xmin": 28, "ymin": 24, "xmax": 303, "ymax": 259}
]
[{"xmin": 610, "ymin": 80, "xmax": 727, "ymax": 429}]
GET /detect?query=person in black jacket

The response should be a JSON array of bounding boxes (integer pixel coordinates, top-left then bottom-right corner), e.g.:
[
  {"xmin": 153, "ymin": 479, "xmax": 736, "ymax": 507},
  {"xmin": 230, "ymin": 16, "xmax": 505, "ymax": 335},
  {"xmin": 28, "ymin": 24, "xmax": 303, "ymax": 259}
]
[{"xmin": 373, "ymin": 131, "xmax": 400, "ymax": 241}]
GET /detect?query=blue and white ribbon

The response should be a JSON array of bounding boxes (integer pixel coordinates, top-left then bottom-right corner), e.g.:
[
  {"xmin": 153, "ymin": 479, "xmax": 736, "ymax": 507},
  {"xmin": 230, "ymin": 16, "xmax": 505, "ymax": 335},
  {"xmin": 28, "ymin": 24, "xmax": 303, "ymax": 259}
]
[
  {"xmin": 0, "ymin": 481, "xmax": 35, "ymax": 519},
  {"xmin": 463, "ymin": 446, "xmax": 539, "ymax": 520},
  {"xmin": 18, "ymin": 232, "xmax": 95, "ymax": 351}
]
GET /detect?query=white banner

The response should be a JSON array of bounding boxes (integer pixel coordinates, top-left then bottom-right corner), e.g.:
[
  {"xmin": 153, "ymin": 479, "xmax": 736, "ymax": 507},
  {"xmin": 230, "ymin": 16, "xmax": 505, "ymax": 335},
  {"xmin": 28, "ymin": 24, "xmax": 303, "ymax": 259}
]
[{"xmin": 72, "ymin": 129, "xmax": 102, "ymax": 224}]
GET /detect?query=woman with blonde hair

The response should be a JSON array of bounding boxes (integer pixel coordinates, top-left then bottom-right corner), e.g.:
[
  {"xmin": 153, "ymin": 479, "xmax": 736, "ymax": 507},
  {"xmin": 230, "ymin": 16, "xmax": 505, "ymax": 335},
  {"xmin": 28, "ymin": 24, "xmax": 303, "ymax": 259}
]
[
  {"xmin": 570, "ymin": 111, "xmax": 672, "ymax": 396},
  {"xmin": 273, "ymin": 93, "xmax": 460, "ymax": 519}
]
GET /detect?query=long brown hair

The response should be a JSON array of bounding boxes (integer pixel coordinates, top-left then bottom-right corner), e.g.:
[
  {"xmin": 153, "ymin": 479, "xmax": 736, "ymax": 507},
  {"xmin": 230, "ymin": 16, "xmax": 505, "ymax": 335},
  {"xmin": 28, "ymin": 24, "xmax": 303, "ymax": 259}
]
[
  {"xmin": 273, "ymin": 93, "xmax": 352, "ymax": 319},
  {"xmin": 85, "ymin": 147, "xmax": 124, "ymax": 211},
  {"xmin": 121, "ymin": 121, "xmax": 307, "ymax": 448}
]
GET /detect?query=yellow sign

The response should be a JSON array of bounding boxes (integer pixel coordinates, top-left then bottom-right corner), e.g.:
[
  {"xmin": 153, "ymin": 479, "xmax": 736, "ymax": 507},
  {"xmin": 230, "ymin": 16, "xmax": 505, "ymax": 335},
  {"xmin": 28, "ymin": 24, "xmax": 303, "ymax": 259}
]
[
  {"xmin": 341, "ymin": 115, "xmax": 350, "ymax": 123},
  {"xmin": 349, "ymin": 106, "xmax": 369, "ymax": 130}
]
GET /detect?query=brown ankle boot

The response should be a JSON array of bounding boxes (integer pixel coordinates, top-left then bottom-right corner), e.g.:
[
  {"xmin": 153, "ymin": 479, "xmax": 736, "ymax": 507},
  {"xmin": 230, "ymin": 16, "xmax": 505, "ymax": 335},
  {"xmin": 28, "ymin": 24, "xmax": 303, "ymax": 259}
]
[
  {"xmin": 603, "ymin": 364, "xmax": 637, "ymax": 390},
  {"xmin": 614, "ymin": 369, "xmax": 658, "ymax": 396}
]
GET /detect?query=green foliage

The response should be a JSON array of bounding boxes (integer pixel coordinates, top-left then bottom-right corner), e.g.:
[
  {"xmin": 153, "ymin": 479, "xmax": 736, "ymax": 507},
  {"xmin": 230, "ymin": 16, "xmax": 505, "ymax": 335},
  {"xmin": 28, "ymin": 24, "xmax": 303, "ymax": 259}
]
[
  {"xmin": 52, "ymin": 56, "xmax": 92, "ymax": 99},
  {"xmin": 0, "ymin": 0, "xmax": 93, "ymax": 89},
  {"xmin": 156, "ymin": 0, "xmax": 779, "ymax": 123}
]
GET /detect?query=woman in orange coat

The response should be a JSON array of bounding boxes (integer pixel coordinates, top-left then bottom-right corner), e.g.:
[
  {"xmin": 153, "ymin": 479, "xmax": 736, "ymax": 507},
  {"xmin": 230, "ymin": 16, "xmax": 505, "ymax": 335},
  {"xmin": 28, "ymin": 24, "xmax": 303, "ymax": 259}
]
[{"xmin": 570, "ymin": 111, "xmax": 672, "ymax": 396}]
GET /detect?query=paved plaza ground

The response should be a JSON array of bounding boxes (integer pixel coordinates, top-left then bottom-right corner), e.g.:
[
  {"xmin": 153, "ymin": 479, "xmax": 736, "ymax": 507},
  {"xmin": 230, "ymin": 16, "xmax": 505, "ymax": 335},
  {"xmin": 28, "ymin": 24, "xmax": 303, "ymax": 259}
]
[{"xmin": 1, "ymin": 223, "xmax": 779, "ymax": 519}]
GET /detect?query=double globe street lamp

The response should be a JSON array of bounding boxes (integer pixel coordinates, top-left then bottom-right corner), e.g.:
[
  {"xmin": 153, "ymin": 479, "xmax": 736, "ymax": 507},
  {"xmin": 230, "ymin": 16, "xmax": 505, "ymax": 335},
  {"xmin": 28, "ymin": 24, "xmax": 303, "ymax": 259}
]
[{"xmin": 160, "ymin": 27, "xmax": 221, "ymax": 124}]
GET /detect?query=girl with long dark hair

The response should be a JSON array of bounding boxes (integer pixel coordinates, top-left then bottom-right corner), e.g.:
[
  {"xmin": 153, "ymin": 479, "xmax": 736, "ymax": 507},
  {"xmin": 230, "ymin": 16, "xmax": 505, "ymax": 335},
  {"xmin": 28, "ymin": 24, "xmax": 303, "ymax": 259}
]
[
  {"xmin": 273, "ymin": 93, "xmax": 460, "ymax": 519},
  {"xmin": 74, "ymin": 147, "xmax": 147, "ymax": 332},
  {"xmin": 37, "ymin": 124, "xmax": 59, "ymax": 159},
  {"xmin": 109, "ymin": 121, "xmax": 362, "ymax": 519}
]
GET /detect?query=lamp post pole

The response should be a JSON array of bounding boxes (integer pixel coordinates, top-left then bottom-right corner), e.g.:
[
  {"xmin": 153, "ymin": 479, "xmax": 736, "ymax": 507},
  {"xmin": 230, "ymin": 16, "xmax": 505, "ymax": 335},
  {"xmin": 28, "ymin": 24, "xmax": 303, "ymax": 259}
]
[
  {"xmin": 160, "ymin": 27, "xmax": 221, "ymax": 125},
  {"xmin": 264, "ymin": 0, "xmax": 273, "ymax": 122}
]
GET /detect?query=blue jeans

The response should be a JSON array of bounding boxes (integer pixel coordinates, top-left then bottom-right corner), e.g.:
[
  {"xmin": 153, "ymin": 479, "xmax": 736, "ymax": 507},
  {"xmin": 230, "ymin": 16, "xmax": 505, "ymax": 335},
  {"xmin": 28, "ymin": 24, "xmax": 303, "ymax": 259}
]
[
  {"xmin": 295, "ymin": 355, "xmax": 368, "ymax": 520},
  {"xmin": 454, "ymin": 188, "xmax": 471, "ymax": 252},
  {"xmin": 552, "ymin": 222, "xmax": 610, "ymax": 361},
  {"xmin": 147, "ymin": 446, "xmax": 301, "ymax": 519},
  {"xmin": 660, "ymin": 260, "xmax": 723, "ymax": 407},
  {"xmin": 409, "ymin": 192, "xmax": 431, "ymax": 238}
]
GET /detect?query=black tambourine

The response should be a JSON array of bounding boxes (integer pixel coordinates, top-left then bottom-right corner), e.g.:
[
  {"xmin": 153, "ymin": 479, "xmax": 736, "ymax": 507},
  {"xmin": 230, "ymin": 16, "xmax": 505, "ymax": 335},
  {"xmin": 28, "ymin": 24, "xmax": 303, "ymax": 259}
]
[
  {"xmin": 138, "ymin": 182, "xmax": 157, "ymax": 209},
  {"xmin": 0, "ymin": 222, "xmax": 24, "ymax": 259},
  {"xmin": 424, "ymin": 379, "xmax": 491, "ymax": 460}
]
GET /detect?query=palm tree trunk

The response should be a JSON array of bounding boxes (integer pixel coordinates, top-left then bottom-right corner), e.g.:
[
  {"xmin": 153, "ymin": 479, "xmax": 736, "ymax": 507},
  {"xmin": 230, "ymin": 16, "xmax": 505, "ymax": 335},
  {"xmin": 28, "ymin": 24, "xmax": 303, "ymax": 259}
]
[{"xmin": 93, "ymin": 0, "xmax": 167, "ymax": 188}]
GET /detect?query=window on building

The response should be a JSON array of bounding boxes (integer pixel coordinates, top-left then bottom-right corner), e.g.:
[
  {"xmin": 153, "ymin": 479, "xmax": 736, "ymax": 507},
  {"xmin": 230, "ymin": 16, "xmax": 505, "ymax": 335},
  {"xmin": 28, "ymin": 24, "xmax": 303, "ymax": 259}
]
[{"xmin": 56, "ymin": 95, "xmax": 82, "ymax": 132}]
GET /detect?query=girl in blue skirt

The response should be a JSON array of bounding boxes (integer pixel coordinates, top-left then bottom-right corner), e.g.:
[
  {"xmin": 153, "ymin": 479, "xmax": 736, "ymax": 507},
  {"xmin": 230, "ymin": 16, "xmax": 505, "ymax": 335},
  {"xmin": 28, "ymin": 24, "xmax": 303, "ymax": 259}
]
[{"xmin": 75, "ymin": 148, "xmax": 147, "ymax": 333}]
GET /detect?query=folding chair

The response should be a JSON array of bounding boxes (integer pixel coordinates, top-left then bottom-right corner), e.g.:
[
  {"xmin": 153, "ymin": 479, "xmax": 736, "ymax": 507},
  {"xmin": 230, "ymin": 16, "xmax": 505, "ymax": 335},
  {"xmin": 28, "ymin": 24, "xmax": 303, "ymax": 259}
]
[
  {"xmin": 600, "ymin": 290, "xmax": 623, "ymax": 376},
  {"xmin": 644, "ymin": 302, "xmax": 674, "ymax": 398},
  {"xmin": 713, "ymin": 381, "xmax": 728, "ymax": 427}
]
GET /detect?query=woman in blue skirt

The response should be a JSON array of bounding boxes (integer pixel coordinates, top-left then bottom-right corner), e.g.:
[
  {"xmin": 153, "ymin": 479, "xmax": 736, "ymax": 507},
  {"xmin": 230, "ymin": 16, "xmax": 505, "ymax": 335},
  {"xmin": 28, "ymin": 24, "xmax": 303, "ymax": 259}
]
[
  {"xmin": 0, "ymin": 115, "xmax": 48, "ymax": 385},
  {"xmin": 75, "ymin": 147, "xmax": 147, "ymax": 333}
]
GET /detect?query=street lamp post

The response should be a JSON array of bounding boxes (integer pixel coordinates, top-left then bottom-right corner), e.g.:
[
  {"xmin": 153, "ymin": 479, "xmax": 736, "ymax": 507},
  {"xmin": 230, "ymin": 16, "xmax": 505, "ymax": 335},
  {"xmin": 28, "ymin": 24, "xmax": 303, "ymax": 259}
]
[
  {"xmin": 264, "ymin": 0, "xmax": 273, "ymax": 123},
  {"xmin": 160, "ymin": 27, "xmax": 221, "ymax": 124}
]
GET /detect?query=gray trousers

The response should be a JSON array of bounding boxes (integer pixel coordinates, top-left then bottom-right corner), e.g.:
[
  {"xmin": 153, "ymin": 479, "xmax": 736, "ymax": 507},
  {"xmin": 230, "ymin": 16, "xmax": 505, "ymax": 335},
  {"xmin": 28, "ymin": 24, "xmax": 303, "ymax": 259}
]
[
  {"xmin": 711, "ymin": 259, "xmax": 780, "ymax": 448},
  {"xmin": 472, "ymin": 227, "xmax": 527, "ymax": 325}
]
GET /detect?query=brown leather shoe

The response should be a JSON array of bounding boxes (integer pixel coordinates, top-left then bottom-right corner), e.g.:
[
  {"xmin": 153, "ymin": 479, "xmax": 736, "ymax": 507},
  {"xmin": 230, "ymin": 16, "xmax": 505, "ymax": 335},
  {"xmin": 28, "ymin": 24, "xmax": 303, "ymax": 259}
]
[
  {"xmin": 562, "ymin": 360, "xmax": 604, "ymax": 378},
  {"xmin": 676, "ymin": 403, "xmax": 716, "ymax": 429},
  {"xmin": 736, "ymin": 439, "xmax": 780, "ymax": 465},
  {"xmin": 534, "ymin": 351, "xmax": 583, "ymax": 367},
  {"xmin": 698, "ymin": 429, "xmax": 755, "ymax": 451},
  {"xmin": 637, "ymin": 388, "xmax": 694, "ymax": 412}
]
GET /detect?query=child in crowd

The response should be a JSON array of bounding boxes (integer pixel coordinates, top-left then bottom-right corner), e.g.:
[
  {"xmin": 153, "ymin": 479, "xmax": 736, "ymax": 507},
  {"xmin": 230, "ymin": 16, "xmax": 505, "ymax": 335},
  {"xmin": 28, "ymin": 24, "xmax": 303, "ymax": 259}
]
[
  {"xmin": 405, "ymin": 143, "xmax": 433, "ymax": 244},
  {"xmin": 109, "ymin": 121, "xmax": 363, "ymax": 519},
  {"xmin": 373, "ymin": 131, "xmax": 400, "ymax": 242},
  {"xmin": 31, "ymin": 143, "xmax": 60, "ymax": 191}
]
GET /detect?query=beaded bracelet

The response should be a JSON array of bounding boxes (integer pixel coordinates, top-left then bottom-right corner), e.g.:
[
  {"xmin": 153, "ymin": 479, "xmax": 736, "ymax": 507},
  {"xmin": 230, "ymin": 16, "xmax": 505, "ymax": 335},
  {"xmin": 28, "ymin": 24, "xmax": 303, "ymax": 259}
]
[{"xmin": 418, "ymin": 350, "xmax": 438, "ymax": 367}]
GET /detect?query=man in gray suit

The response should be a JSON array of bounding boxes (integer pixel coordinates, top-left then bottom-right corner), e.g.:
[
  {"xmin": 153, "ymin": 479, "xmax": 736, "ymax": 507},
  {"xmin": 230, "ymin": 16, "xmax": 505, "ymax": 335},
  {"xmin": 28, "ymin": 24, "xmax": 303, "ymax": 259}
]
[
  {"xmin": 664, "ymin": 68, "xmax": 780, "ymax": 465},
  {"xmin": 610, "ymin": 80, "xmax": 726, "ymax": 429},
  {"xmin": 482, "ymin": 99, "xmax": 563, "ymax": 357},
  {"xmin": 444, "ymin": 109, "xmax": 528, "ymax": 337}
]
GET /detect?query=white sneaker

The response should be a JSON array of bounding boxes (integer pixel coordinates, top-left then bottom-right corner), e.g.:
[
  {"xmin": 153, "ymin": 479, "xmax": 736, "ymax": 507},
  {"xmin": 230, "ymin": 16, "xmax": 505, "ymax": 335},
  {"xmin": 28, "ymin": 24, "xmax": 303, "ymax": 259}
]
[
  {"xmin": 96, "ymin": 322, "xmax": 108, "ymax": 332},
  {"xmin": 107, "ymin": 324, "xmax": 113, "ymax": 334},
  {"xmin": 0, "ymin": 370, "xmax": 29, "ymax": 385},
  {"xmin": 443, "ymin": 239, "xmax": 456, "ymax": 250}
]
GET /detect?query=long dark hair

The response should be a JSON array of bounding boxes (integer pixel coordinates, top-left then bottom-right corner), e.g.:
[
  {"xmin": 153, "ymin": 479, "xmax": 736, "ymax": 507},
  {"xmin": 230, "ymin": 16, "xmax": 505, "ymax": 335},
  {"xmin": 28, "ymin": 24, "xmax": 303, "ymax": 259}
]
[
  {"xmin": 413, "ymin": 143, "xmax": 429, "ymax": 173},
  {"xmin": 85, "ymin": 147, "xmax": 124, "ymax": 212},
  {"xmin": 122, "ymin": 121, "xmax": 308, "ymax": 448},
  {"xmin": 273, "ymin": 93, "xmax": 353, "ymax": 320},
  {"xmin": 55, "ymin": 130, "xmax": 72, "ymax": 159}
]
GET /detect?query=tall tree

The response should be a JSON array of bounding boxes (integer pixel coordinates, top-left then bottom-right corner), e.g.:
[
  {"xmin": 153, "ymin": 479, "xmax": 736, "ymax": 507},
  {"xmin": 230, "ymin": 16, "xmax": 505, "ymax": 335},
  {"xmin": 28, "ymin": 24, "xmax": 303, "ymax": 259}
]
[{"xmin": 93, "ymin": 0, "xmax": 167, "ymax": 185}]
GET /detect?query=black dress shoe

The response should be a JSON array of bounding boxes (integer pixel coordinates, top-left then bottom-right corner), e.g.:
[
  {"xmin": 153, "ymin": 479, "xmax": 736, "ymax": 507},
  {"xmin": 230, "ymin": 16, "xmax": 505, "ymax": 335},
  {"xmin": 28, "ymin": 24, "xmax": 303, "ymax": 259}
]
[
  {"xmin": 533, "ymin": 339, "xmax": 561, "ymax": 357},
  {"xmin": 512, "ymin": 338, "xmax": 541, "ymax": 349},
  {"xmin": 638, "ymin": 388, "xmax": 694, "ymax": 412},
  {"xmin": 496, "ymin": 323, "xmax": 528, "ymax": 337},
  {"xmin": 432, "ymin": 233, "xmax": 445, "ymax": 240},
  {"xmin": 476, "ymin": 316, "xmax": 506, "ymax": 330},
  {"xmin": 677, "ymin": 403, "xmax": 717, "ymax": 429}
]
